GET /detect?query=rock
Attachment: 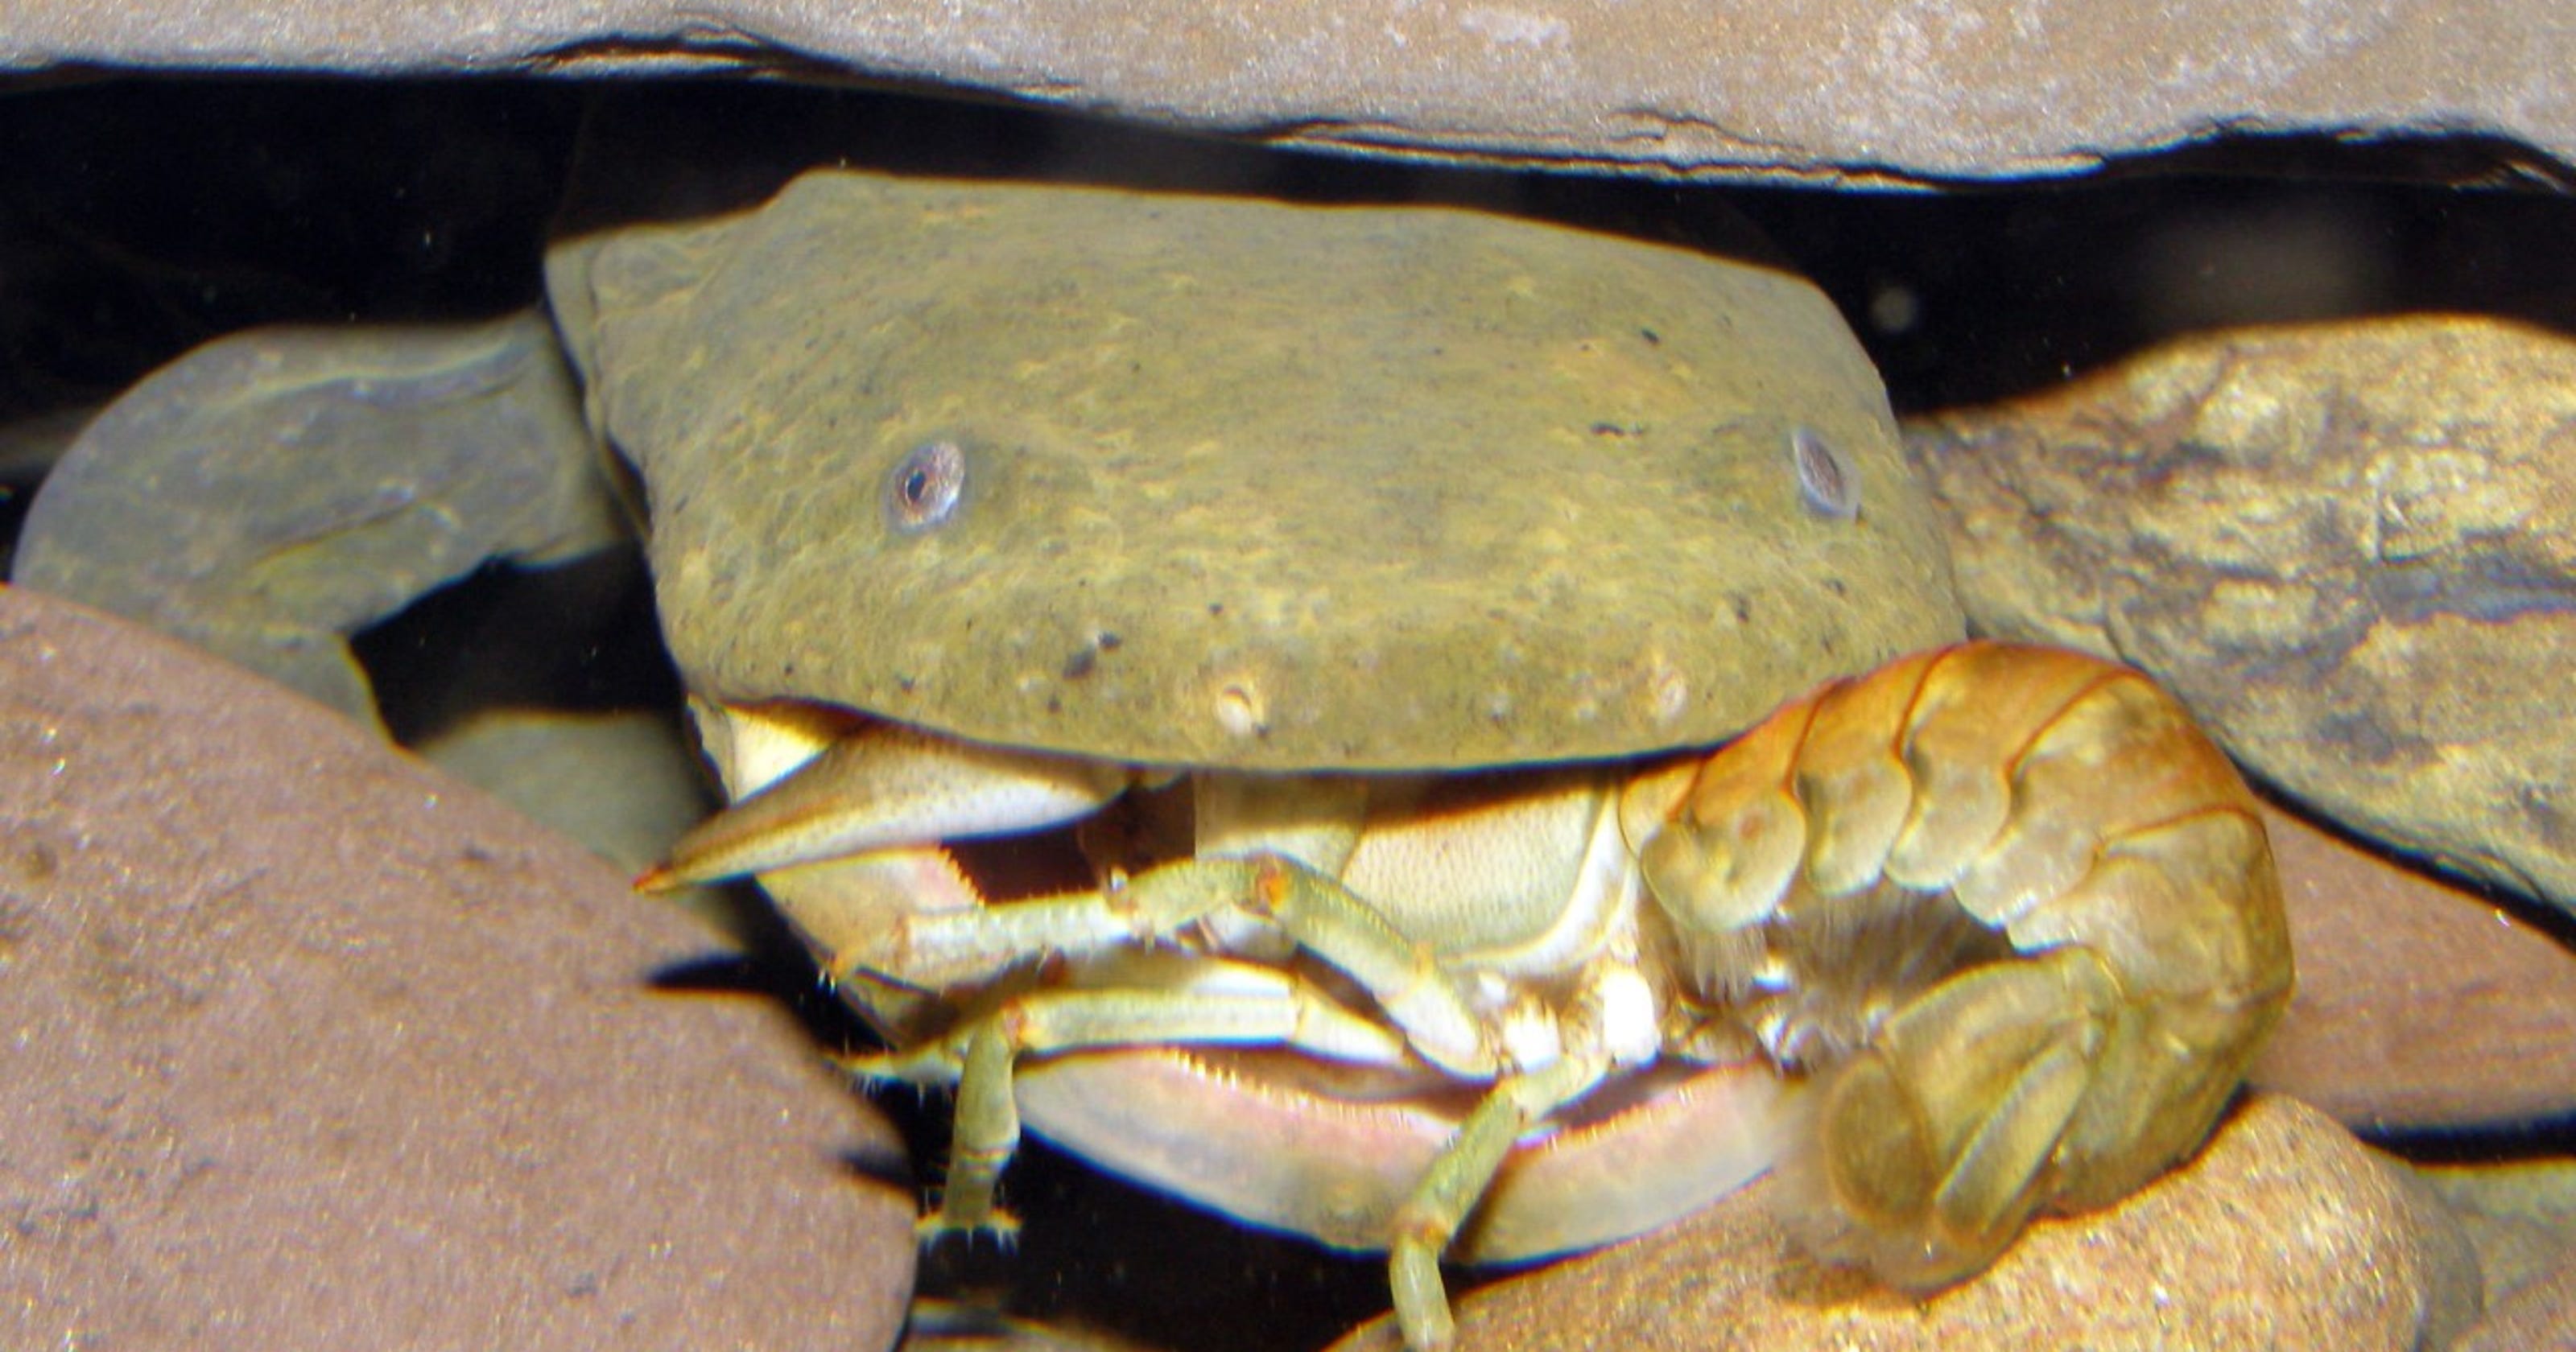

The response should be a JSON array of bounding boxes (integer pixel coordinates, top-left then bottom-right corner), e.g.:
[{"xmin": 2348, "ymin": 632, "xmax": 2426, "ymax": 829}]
[
  {"xmin": 0, "ymin": 584, "xmax": 914, "ymax": 1351},
  {"xmin": 1905, "ymin": 315, "xmax": 2576, "ymax": 915},
  {"xmin": 900, "ymin": 1301, "xmax": 1166, "ymax": 1352},
  {"xmin": 1328, "ymin": 1095, "xmax": 2480, "ymax": 1351},
  {"xmin": 420, "ymin": 706, "xmax": 753, "ymax": 941},
  {"xmin": 2418, "ymin": 1159, "xmax": 2576, "ymax": 1322},
  {"xmin": 2, "ymin": 2, "xmax": 2569, "ymax": 183},
  {"xmin": 8, "ymin": 315, "xmax": 622, "ymax": 732},
  {"xmin": 2456, "ymin": 1249, "xmax": 2576, "ymax": 1351},
  {"xmin": 419, "ymin": 710, "xmax": 712, "ymax": 874},
  {"xmin": 2250, "ymin": 803, "xmax": 2576, "ymax": 1131}
]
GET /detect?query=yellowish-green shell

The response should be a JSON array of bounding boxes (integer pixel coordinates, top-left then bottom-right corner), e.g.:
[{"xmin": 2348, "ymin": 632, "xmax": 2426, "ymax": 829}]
[{"xmin": 549, "ymin": 170, "xmax": 1962, "ymax": 769}]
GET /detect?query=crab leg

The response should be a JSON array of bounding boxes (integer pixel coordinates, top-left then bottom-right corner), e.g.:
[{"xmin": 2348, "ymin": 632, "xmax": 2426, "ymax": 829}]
[
  {"xmin": 1110, "ymin": 850, "xmax": 1670, "ymax": 1349},
  {"xmin": 1381, "ymin": 942, "xmax": 1656, "ymax": 1351},
  {"xmin": 855, "ymin": 955, "xmax": 1411, "ymax": 1235},
  {"xmin": 1109, "ymin": 855, "xmax": 1497, "ymax": 1077},
  {"xmin": 1389, "ymin": 1052, "xmax": 1610, "ymax": 1352}
]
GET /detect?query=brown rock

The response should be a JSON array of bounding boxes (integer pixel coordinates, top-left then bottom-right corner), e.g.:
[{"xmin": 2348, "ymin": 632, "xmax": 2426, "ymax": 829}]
[
  {"xmin": 1905, "ymin": 315, "xmax": 2576, "ymax": 915},
  {"xmin": 2, "ymin": 2, "xmax": 2568, "ymax": 183},
  {"xmin": 2252, "ymin": 803, "xmax": 2576, "ymax": 1131},
  {"xmin": 0, "ymin": 584, "xmax": 914, "ymax": 1350},
  {"xmin": 1329, "ymin": 1096, "xmax": 2479, "ymax": 1352},
  {"xmin": 2458, "ymin": 1251, "xmax": 2576, "ymax": 1352}
]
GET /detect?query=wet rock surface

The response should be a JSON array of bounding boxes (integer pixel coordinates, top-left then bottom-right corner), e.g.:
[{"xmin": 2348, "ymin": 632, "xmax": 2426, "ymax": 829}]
[
  {"xmin": 2422, "ymin": 1159, "xmax": 2576, "ymax": 1333},
  {"xmin": 8, "ymin": 315, "xmax": 622, "ymax": 731},
  {"xmin": 1905, "ymin": 315, "xmax": 2576, "ymax": 917},
  {"xmin": 1331, "ymin": 1095, "xmax": 2481, "ymax": 1352},
  {"xmin": 2249, "ymin": 802, "xmax": 2576, "ymax": 1132},
  {"xmin": 419, "ymin": 707, "xmax": 709, "ymax": 859},
  {"xmin": 0, "ymin": 584, "xmax": 914, "ymax": 1351},
  {"xmin": 5, "ymin": 1, "xmax": 2570, "ymax": 183}
]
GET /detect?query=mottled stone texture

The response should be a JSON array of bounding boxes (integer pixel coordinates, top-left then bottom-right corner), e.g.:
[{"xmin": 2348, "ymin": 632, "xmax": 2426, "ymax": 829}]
[
  {"xmin": 0, "ymin": 584, "xmax": 914, "ymax": 1352},
  {"xmin": 4, "ymin": 2, "xmax": 2570, "ymax": 182},
  {"xmin": 1907, "ymin": 315, "xmax": 2576, "ymax": 915}
]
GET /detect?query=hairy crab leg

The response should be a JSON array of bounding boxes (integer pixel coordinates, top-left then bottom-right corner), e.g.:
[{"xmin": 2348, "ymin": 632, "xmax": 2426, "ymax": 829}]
[
  {"xmin": 862, "ymin": 855, "xmax": 1662, "ymax": 1351},
  {"xmin": 1107, "ymin": 853, "xmax": 1666, "ymax": 1350},
  {"xmin": 1109, "ymin": 855, "xmax": 1499, "ymax": 1077}
]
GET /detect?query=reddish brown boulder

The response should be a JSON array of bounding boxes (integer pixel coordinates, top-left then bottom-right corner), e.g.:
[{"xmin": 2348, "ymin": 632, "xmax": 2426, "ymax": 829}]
[
  {"xmin": 2252, "ymin": 803, "xmax": 2576, "ymax": 1131},
  {"xmin": 0, "ymin": 583, "xmax": 914, "ymax": 1351}
]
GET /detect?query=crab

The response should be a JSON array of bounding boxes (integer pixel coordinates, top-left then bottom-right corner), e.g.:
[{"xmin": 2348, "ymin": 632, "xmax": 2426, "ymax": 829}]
[
  {"xmin": 554, "ymin": 166, "xmax": 2287, "ymax": 1348},
  {"xmin": 651, "ymin": 640, "xmax": 2292, "ymax": 1350}
]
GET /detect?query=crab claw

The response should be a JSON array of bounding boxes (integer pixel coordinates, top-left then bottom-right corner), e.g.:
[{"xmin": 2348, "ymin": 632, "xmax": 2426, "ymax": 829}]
[{"xmin": 642, "ymin": 711, "xmax": 1133, "ymax": 889}]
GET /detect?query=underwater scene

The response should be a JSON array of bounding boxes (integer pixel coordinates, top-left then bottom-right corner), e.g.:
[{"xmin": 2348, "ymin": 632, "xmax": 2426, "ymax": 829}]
[{"xmin": 6, "ymin": 68, "xmax": 2576, "ymax": 1352}]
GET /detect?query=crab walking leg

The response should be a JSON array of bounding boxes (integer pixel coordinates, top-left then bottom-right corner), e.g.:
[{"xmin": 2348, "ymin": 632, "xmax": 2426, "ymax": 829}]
[
  {"xmin": 1388, "ymin": 1052, "xmax": 1612, "ymax": 1351},
  {"xmin": 1111, "ymin": 855, "xmax": 1497, "ymax": 1076},
  {"xmin": 766, "ymin": 846, "xmax": 1509, "ymax": 1022},
  {"xmin": 660, "ymin": 839, "xmax": 1154, "ymax": 992},
  {"xmin": 853, "ymin": 961, "xmax": 1412, "ymax": 1235}
]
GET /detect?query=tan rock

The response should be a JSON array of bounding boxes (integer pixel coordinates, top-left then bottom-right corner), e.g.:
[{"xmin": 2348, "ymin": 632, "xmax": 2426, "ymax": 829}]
[
  {"xmin": 1329, "ymin": 1096, "xmax": 2479, "ymax": 1351},
  {"xmin": 1905, "ymin": 315, "xmax": 2576, "ymax": 915},
  {"xmin": 419, "ymin": 707, "xmax": 714, "ymax": 877},
  {"xmin": 2, "ymin": 2, "xmax": 2569, "ymax": 183},
  {"xmin": 2251, "ymin": 803, "xmax": 2576, "ymax": 1131},
  {"xmin": 0, "ymin": 584, "xmax": 914, "ymax": 1351}
]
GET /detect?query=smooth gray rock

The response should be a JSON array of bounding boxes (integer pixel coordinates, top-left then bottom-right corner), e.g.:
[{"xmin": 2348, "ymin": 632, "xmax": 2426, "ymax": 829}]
[{"xmin": 9, "ymin": 315, "xmax": 621, "ymax": 732}]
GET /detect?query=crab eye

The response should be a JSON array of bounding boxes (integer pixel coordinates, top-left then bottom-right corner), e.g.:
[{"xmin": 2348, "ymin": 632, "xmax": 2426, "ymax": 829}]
[
  {"xmin": 887, "ymin": 439, "xmax": 967, "ymax": 533},
  {"xmin": 1790, "ymin": 425, "xmax": 1859, "ymax": 521}
]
